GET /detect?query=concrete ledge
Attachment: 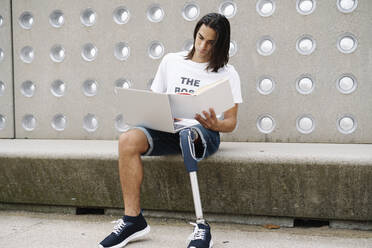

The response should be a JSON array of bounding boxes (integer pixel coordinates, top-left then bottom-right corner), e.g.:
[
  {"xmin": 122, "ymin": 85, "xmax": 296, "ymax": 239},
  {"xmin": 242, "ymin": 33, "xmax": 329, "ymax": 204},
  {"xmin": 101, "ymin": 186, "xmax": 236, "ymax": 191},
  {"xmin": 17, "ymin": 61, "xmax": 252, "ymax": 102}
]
[
  {"xmin": 0, "ymin": 140, "xmax": 371, "ymax": 221},
  {"xmin": 330, "ymin": 220, "xmax": 372, "ymax": 231}
]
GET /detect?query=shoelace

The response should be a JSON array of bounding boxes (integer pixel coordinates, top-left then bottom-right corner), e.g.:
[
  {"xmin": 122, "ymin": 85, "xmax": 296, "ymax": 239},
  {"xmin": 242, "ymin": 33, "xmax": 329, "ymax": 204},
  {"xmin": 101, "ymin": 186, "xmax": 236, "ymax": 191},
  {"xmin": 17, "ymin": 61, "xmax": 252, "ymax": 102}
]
[
  {"xmin": 187, "ymin": 222, "xmax": 206, "ymax": 241},
  {"xmin": 111, "ymin": 219, "xmax": 127, "ymax": 235}
]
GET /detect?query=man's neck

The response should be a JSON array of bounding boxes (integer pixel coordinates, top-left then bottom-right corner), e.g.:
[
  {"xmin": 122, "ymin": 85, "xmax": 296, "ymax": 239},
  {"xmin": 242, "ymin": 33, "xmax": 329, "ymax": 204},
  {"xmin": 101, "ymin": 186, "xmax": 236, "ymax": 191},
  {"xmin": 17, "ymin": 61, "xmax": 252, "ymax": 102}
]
[{"xmin": 191, "ymin": 54, "xmax": 209, "ymax": 63}]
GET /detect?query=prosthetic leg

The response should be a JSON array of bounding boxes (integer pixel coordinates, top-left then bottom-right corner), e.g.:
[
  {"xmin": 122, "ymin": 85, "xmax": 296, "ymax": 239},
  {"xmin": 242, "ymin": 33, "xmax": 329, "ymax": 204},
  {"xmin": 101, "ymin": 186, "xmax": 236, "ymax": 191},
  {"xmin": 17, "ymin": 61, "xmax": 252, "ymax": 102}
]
[{"xmin": 179, "ymin": 128, "xmax": 205, "ymax": 224}]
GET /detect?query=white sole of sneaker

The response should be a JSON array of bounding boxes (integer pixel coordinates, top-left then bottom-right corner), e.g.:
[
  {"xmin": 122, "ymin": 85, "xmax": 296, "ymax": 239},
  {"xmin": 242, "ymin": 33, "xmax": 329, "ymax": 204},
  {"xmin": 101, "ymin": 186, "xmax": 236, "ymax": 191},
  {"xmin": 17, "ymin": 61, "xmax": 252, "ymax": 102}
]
[
  {"xmin": 188, "ymin": 240, "xmax": 213, "ymax": 248},
  {"xmin": 98, "ymin": 225, "xmax": 151, "ymax": 248}
]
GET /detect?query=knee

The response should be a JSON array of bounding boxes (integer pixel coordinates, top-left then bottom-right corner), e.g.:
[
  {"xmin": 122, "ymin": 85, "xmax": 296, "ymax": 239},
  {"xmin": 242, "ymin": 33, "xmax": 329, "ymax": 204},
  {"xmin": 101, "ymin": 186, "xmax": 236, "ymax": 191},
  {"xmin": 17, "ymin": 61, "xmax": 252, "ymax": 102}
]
[
  {"xmin": 118, "ymin": 130, "xmax": 148, "ymax": 156},
  {"xmin": 118, "ymin": 132, "xmax": 137, "ymax": 156}
]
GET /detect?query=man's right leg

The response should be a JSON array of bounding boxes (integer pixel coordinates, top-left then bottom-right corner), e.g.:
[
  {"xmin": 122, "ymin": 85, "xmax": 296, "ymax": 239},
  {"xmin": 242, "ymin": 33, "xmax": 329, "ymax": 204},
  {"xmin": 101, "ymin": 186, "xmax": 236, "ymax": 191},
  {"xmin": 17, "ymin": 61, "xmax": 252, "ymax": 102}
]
[{"xmin": 99, "ymin": 129, "xmax": 150, "ymax": 248}]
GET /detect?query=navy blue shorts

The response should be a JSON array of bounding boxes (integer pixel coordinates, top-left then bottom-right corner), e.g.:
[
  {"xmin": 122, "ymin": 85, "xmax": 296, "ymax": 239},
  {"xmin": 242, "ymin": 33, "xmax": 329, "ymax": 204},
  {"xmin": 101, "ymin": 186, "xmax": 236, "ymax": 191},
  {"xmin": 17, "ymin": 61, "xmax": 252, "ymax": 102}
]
[{"xmin": 131, "ymin": 124, "xmax": 220, "ymax": 161}]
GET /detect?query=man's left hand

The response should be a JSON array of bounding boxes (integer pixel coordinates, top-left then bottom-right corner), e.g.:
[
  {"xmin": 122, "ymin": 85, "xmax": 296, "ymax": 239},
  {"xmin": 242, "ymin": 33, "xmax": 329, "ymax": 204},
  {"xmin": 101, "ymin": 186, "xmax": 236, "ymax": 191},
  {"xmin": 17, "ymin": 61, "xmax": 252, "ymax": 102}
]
[{"xmin": 195, "ymin": 108, "xmax": 220, "ymax": 131}]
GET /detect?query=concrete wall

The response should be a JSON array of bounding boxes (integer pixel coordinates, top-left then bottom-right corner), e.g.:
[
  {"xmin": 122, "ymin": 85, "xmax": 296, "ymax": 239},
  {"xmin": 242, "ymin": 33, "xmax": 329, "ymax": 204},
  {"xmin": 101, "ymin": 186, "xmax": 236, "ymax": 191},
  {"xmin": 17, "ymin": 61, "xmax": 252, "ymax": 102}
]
[
  {"xmin": 2, "ymin": 0, "xmax": 372, "ymax": 142},
  {"xmin": 0, "ymin": 0, "xmax": 14, "ymax": 138}
]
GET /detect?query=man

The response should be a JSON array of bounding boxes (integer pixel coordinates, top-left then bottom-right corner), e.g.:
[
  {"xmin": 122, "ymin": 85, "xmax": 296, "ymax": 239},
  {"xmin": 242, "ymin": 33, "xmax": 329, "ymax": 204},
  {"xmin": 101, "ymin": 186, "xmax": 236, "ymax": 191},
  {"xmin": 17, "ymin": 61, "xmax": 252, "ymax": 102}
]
[{"xmin": 99, "ymin": 13, "xmax": 242, "ymax": 248}]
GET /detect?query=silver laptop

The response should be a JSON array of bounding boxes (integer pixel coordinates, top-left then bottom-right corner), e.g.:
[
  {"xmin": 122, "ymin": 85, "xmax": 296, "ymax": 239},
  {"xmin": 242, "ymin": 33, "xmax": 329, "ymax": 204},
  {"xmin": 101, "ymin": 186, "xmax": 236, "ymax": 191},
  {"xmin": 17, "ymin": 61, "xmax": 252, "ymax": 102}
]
[{"xmin": 116, "ymin": 88, "xmax": 195, "ymax": 133}]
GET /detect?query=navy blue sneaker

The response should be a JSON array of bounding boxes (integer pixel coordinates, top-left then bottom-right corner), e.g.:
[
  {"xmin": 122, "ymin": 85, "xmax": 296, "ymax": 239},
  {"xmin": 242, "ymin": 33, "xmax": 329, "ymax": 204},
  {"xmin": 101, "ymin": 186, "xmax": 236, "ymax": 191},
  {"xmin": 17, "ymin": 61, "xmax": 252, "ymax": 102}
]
[
  {"xmin": 99, "ymin": 213, "xmax": 150, "ymax": 248},
  {"xmin": 187, "ymin": 222, "xmax": 213, "ymax": 248}
]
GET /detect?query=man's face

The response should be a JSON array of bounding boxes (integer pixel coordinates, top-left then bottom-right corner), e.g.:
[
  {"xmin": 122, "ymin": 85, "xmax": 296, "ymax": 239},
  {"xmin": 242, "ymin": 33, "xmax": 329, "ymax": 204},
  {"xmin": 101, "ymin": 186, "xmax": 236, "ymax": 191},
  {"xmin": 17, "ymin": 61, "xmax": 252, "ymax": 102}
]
[{"xmin": 193, "ymin": 24, "xmax": 216, "ymax": 63}]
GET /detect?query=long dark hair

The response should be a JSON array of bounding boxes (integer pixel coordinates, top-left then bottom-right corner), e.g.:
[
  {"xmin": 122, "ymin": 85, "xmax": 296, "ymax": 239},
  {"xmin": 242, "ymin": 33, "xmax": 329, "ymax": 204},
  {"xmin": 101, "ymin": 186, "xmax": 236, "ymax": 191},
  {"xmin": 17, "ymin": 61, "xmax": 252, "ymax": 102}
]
[{"xmin": 186, "ymin": 13, "xmax": 231, "ymax": 72}]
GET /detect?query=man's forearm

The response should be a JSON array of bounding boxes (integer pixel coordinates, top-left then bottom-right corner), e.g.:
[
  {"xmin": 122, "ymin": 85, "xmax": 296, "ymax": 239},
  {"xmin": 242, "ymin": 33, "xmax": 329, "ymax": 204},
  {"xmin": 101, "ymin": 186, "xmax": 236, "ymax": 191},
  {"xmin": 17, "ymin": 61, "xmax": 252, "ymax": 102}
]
[{"xmin": 214, "ymin": 118, "xmax": 237, "ymax": 133}]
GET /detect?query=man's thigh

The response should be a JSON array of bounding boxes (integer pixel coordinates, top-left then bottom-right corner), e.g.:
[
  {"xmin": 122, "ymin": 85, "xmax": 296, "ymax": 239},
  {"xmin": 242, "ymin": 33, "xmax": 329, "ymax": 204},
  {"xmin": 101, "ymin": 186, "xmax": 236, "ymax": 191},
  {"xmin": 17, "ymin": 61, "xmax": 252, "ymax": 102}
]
[
  {"xmin": 130, "ymin": 124, "xmax": 220, "ymax": 158},
  {"xmin": 130, "ymin": 126, "xmax": 181, "ymax": 156}
]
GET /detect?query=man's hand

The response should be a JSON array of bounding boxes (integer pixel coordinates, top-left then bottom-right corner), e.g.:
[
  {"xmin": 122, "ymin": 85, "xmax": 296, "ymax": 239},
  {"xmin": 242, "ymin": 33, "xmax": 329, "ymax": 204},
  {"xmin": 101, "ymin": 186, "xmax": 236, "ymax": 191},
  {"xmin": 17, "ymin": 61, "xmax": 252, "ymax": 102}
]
[
  {"xmin": 195, "ymin": 108, "xmax": 220, "ymax": 131},
  {"xmin": 195, "ymin": 104, "xmax": 239, "ymax": 133}
]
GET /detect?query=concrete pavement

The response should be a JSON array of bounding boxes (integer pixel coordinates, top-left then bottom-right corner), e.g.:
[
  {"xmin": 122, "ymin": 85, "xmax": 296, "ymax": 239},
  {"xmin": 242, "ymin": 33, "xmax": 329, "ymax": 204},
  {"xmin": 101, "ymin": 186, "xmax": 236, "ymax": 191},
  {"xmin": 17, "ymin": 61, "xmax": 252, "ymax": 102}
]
[{"xmin": 0, "ymin": 210, "xmax": 371, "ymax": 248}]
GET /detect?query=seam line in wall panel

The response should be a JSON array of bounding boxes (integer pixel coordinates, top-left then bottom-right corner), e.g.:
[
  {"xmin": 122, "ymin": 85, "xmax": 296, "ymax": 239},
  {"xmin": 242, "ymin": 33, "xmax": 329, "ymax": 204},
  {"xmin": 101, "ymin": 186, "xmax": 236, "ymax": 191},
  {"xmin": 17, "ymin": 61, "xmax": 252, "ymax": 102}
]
[{"xmin": 10, "ymin": 0, "xmax": 16, "ymax": 139}]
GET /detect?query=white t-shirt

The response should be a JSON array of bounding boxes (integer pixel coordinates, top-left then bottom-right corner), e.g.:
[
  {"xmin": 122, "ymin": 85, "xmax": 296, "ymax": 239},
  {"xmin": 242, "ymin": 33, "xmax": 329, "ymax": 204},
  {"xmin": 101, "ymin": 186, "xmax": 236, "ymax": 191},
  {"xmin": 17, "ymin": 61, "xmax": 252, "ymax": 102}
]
[{"xmin": 151, "ymin": 51, "xmax": 243, "ymax": 104}]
